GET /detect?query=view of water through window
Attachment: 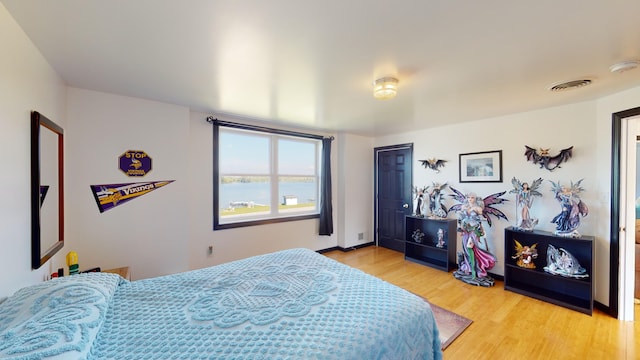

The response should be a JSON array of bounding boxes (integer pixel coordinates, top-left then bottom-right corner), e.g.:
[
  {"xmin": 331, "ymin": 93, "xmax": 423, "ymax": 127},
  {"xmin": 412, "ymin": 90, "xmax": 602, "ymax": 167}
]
[
  {"xmin": 218, "ymin": 127, "xmax": 320, "ymax": 222},
  {"xmin": 220, "ymin": 180, "xmax": 317, "ymax": 212}
]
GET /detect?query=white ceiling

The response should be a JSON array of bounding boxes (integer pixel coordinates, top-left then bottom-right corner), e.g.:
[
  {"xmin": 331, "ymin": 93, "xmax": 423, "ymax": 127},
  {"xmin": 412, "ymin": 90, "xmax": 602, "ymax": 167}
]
[{"xmin": 4, "ymin": 0, "xmax": 640, "ymax": 136}]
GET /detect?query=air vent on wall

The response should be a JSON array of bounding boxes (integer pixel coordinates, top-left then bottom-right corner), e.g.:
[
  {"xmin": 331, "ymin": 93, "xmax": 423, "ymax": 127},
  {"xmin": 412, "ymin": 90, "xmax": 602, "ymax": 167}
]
[{"xmin": 548, "ymin": 79, "xmax": 592, "ymax": 92}]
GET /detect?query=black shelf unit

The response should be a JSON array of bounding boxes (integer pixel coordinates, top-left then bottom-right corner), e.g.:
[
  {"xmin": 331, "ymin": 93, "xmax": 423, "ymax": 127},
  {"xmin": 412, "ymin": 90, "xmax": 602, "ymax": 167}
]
[
  {"xmin": 504, "ymin": 227, "xmax": 594, "ymax": 315},
  {"xmin": 404, "ymin": 216, "xmax": 457, "ymax": 271}
]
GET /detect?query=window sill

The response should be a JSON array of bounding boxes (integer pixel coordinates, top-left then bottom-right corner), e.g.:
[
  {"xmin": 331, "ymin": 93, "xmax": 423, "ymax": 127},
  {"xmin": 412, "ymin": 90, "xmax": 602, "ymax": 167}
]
[{"xmin": 214, "ymin": 214, "xmax": 320, "ymax": 230}]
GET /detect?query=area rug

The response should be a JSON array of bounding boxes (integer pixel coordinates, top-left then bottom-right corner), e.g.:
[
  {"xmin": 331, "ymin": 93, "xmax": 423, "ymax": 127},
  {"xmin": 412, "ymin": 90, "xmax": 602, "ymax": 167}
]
[{"xmin": 428, "ymin": 302, "xmax": 473, "ymax": 350}]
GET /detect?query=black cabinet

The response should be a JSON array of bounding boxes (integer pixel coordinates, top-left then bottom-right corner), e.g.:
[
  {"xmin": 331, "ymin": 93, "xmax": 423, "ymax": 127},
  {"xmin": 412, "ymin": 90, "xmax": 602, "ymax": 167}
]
[
  {"xmin": 504, "ymin": 227, "xmax": 594, "ymax": 315},
  {"xmin": 404, "ymin": 216, "xmax": 457, "ymax": 271}
]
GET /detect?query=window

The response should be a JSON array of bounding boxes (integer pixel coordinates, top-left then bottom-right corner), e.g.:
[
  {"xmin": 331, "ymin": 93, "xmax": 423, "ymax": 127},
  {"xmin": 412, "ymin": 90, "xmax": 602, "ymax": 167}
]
[{"xmin": 214, "ymin": 121, "xmax": 322, "ymax": 229}]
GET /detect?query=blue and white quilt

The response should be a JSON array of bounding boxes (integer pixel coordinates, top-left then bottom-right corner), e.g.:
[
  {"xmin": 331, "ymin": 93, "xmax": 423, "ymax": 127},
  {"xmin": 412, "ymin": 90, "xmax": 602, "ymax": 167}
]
[{"xmin": 0, "ymin": 248, "xmax": 442, "ymax": 360}]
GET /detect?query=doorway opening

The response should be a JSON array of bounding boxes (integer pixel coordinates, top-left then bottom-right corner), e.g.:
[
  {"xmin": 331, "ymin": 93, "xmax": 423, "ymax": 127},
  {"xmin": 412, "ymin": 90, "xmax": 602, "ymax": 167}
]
[{"xmin": 611, "ymin": 107, "xmax": 640, "ymax": 321}]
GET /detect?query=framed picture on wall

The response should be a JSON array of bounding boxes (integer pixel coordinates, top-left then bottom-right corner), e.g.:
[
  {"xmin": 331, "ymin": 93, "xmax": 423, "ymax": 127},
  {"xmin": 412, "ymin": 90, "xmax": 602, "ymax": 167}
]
[{"xmin": 459, "ymin": 150, "xmax": 502, "ymax": 183}]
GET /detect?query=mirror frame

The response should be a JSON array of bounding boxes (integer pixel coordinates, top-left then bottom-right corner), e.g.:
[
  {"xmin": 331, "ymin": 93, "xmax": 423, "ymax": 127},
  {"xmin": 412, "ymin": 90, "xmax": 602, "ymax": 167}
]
[{"xmin": 31, "ymin": 111, "xmax": 64, "ymax": 269}]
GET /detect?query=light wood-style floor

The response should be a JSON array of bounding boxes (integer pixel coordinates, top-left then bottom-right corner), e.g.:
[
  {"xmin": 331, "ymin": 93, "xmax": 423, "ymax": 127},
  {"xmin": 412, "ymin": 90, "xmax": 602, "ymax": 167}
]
[{"xmin": 323, "ymin": 246, "xmax": 639, "ymax": 360}]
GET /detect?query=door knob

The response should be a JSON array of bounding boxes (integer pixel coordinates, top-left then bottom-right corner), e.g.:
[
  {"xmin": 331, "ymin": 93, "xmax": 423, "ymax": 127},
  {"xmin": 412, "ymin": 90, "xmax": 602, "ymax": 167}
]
[{"xmin": 403, "ymin": 204, "xmax": 409, "ymax": 208}]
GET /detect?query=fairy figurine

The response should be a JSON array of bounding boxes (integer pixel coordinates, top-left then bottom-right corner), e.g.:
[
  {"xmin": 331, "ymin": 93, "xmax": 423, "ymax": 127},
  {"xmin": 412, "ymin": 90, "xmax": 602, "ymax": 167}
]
[
  {"xmin": 412, "ymin": 186, "xmax": 427, "ymax": 217},
  {"xmin": 509, "ymin": 177, "xmax": 543, "ymax": 231},
  {"xmin": 427, "ymin": 182, "xmax": 448, "ymax": 218},
  {"xmin": 449, "ymin": 187, "xmax": 508, "ymax": 287},
  {"xmin": 549, "ymin": 179, "xmax": 589, "ymax": 237}
]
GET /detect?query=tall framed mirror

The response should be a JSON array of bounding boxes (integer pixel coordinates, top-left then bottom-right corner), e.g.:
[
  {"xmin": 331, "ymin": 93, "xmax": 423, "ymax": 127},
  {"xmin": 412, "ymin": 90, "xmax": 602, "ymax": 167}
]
[{"xmin": 31, "ymin": 111, "xmax": 64, "ymax": 269}]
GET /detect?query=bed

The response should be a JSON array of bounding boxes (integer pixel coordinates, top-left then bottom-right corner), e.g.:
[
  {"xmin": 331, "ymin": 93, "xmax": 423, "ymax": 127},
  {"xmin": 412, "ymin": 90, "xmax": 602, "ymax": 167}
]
[{"xmin": 0, "ymin": 248, "xmax": 442, "ymax": 359}]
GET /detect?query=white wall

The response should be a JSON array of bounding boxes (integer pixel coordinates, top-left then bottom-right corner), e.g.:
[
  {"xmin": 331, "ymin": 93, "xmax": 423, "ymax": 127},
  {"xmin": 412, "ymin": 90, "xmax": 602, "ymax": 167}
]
[
  {"xmin": 65, "ymin": 88, "xmax": 190, "ymax": 280},
  {"xmin": 337, "ymin": 133, "xmax": 374, "ymax": 248},
  {"xmin": 7, "ymin": 82, "xmax": 345, "ymax": 287},
  {"xmin": 0, "ymin": 3, "xmax": 67, "ymax": 297},
  {"xmin": 374, "ymin": 101, "xmax": 606, "ymax": 300}
]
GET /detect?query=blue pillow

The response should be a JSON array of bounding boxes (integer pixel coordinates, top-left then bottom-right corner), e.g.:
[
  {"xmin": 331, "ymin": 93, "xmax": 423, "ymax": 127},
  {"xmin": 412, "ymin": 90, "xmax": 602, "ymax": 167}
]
[{"xmin": 0, "ymin": 272, "xmax": 123, "ymax": 359}]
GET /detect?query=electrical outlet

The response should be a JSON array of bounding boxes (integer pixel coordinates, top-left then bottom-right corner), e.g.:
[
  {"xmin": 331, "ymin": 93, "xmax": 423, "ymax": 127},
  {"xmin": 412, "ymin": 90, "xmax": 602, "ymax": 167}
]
[{"xmin": 358, "ymin": 232, "xmax": 364, "ymax": 241}]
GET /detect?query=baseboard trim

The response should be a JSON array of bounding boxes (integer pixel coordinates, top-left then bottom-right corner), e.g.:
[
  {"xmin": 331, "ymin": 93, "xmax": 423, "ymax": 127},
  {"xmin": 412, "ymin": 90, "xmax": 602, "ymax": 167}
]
[
  {"xmin": 594, "ymin": 300, "xmax": 610, "ymax": 315},
  {"xmin": 317, "ymin": 242, "xmax": 375, "ymax": 254}
]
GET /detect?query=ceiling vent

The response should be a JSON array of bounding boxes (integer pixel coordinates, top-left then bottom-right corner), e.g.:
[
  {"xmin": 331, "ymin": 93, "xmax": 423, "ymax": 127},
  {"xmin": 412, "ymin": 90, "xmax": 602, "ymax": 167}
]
[{"xmin": 548, "ymin": 79, "xmax": 592, "ymax": 92}]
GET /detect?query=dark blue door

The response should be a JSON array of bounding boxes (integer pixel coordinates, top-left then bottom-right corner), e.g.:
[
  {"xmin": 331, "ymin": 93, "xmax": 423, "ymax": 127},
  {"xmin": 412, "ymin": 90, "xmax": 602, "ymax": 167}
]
[{"xmin": 375, "ymin": 145, "xmax": 413, "ymax": 252}]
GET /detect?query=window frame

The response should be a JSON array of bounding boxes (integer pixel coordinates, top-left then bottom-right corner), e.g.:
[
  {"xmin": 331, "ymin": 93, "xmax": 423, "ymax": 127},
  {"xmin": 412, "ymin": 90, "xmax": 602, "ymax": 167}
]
[{"xmin": 213, "ymin": 120, "xmax": 322, "ymax": 230}]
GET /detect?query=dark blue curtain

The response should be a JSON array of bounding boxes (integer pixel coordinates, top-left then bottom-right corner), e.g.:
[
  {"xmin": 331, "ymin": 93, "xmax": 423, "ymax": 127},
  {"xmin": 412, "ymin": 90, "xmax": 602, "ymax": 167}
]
[{"xmin": 319, "ymin": 138, "xmax": 333, "ymax": 235}]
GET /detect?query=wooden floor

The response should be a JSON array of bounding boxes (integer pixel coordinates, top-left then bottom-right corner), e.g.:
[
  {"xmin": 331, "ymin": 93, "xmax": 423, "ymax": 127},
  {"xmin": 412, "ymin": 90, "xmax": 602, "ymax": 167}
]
[{"xmin": 323, "ymin": 246, "xmax": 639, "ymax": 360}]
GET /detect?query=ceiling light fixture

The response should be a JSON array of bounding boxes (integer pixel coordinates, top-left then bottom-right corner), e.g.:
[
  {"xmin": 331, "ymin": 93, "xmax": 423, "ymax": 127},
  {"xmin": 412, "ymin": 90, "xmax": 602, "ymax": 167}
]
[
  {"xmin": 373, "ymin": 77, "xmax": 399, "ymax": 100},
  {"xmin": 609, "ymin": 60, "xmax": 640, "ymax": 74}
]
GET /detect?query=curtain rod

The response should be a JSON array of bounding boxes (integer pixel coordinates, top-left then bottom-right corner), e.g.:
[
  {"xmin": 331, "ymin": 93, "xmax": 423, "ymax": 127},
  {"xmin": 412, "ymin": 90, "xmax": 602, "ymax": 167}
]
[{"xmin": 206, "ymin": 116, "xmax": 334, "ymax": 141}]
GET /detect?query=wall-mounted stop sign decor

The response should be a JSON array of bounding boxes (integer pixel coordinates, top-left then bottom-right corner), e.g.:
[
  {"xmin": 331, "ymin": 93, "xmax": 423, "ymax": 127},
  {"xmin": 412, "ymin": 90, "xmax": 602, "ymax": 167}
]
[{"xmin": 119, "ymin": 150, "xmax": 152, "ymax": 177}]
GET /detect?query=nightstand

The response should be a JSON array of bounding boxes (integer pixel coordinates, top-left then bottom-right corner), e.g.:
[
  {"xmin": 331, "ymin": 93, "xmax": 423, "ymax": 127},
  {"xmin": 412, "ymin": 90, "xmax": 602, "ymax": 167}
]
[{"xmin": 103, "ymin": 266, "xmax": 130, "ymax": 280}]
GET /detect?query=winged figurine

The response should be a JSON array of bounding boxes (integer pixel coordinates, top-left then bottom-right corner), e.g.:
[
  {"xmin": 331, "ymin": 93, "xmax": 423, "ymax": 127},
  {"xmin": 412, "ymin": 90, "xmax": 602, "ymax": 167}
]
[
  {"xmin": 544, "ymin": 244, "xmax": 588, "ymax": 278},
  {"xmin": 510, "ymin": 177, "xmax": 543, "ymax": 198},
  {"xmin": 419, "ymin": 158, "xmax": 447, "ymax": 173},
  {"xmin": 426, "ymin": 182, "xmax": 448, "ymax": 218},
  {"xmin": 411, "ymin": 186, "xmax": 428, "ymax": 217},
  {"xmin": 509, "ymin": 177, "xmax": 543, "ymax": 231},
  {"xmin": 512, "ymin": 240, "xmax": 538, "ymax": 269},
  {"xmin": 524, "ymin": 146, "xmax": 573, "ymax": 171},
  {"xmin": 448, "ymin": 187, "xmax": 508, "ymax": 227},
  {"xmin": 450, "ymin": 187, "xmax": 507, "ymax": 286},
  {"xmin": 549, "ymin": 179, "xmax": 589, "ymax": 237}
]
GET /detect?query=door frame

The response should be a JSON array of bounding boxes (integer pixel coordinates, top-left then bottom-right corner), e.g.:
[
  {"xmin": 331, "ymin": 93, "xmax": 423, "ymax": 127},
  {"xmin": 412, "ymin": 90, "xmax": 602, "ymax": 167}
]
[
  {"xmin": 373, "ymin": 143, "xmax": 413, "ymax": 247},
  {"xmin": 610, "ymin": 106, "xmax": 640, "ymax": 320}
]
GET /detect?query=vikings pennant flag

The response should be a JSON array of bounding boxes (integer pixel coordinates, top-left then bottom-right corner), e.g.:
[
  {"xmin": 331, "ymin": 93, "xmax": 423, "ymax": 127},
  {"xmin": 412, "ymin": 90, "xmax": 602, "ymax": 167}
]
[{"xmin": 90, "ymin": 180, "xmax": 174, "ymax": 213}]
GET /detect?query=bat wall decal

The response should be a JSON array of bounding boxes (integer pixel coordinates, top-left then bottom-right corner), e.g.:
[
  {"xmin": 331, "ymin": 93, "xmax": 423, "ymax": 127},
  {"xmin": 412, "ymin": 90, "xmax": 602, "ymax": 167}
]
[
  {"xmin": 419, "ymin": 158, "xmax": 447, "ymax": 173},
  {"xmin": 524, "ymin": 146, "xmax": 573, "ymax": 171}
]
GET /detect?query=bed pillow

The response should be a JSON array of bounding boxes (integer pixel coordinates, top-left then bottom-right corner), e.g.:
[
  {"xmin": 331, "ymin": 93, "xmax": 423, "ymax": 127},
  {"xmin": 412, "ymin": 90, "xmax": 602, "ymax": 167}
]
[{"xmin": 0, "ymin": 272, "xmax": 124, "ymax": 359}]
